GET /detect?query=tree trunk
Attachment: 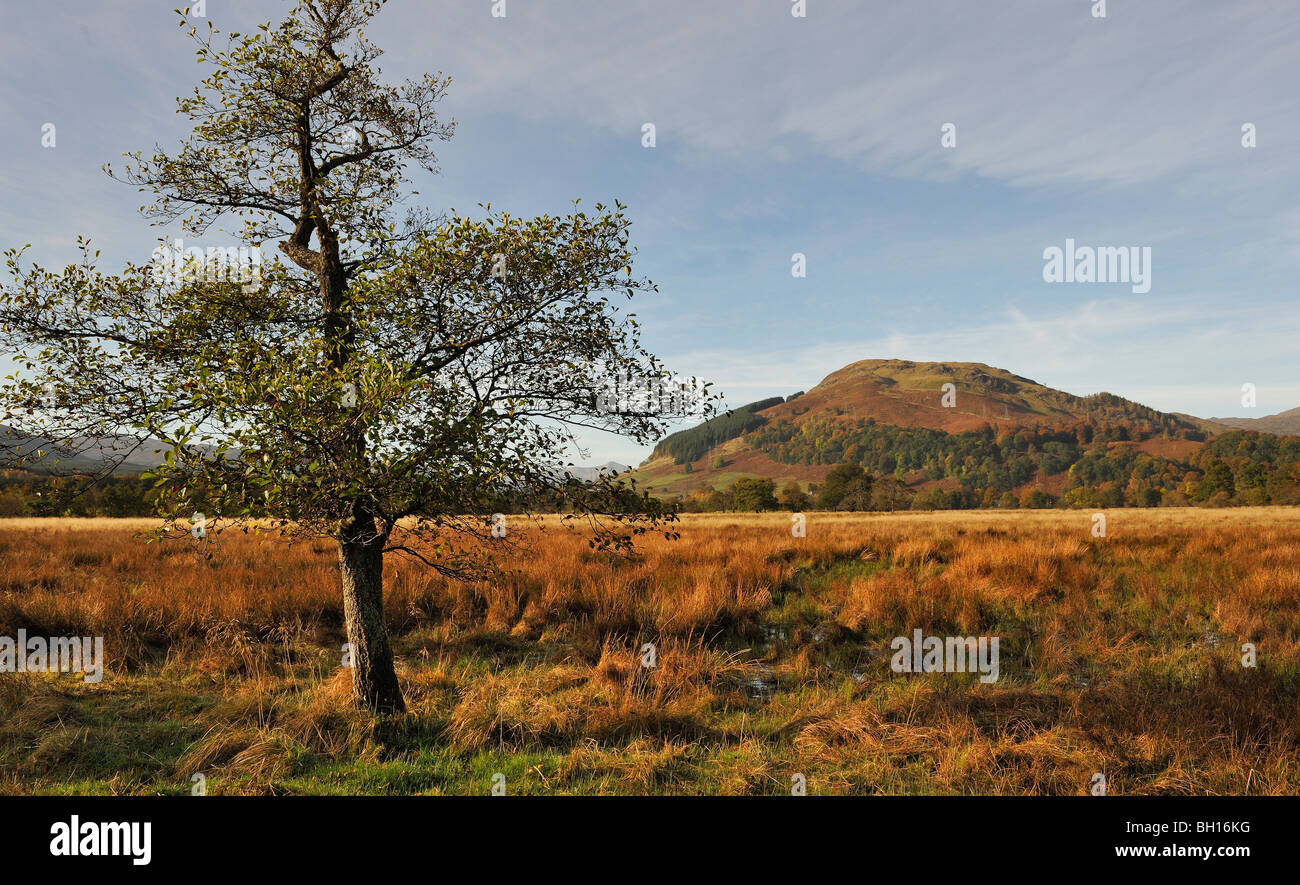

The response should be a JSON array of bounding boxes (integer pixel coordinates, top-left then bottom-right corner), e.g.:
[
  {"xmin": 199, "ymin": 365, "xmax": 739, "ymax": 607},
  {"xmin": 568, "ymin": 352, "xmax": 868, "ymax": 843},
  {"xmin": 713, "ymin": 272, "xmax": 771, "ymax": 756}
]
[{"xmin": 338, "ymin": 514, "xmax": 405, "ymax": 714}]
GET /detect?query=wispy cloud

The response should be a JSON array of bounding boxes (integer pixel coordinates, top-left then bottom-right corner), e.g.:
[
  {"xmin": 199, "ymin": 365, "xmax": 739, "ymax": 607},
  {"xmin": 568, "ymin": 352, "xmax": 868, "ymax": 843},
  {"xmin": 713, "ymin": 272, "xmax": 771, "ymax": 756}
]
[
  {"xmin": 372, "ymin": 1, "xmax": 1300, "ymax": 194},
  {"xmin": 2, "ymin": 1, "xmax": 1297, "ymax": 467}
]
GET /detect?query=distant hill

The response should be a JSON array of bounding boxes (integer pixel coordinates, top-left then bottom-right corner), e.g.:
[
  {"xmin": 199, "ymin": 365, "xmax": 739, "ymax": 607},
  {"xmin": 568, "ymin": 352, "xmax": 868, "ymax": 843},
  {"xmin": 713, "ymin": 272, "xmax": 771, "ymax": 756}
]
[
  {"xmin": 0, "ymin": 425, "xmax": 173, "ymax": 475},
  {"xmin": 1211, "ymin": 406, "xmax": 1300, "ymax": 436},
  {"xmin": 8, "ymin": 358, "xmax": 1300, "ymax": 512},
  {"xmin": 565, "ymin": 461, "xmax": 631, "ymax": 482},
  {"xmin": 2, "ymin": 423, "xmax": 634, "ymax": 487},
  {"xmin": 751, "ymin": 359, "xmax": 1229, "ymax": 435},
  {"xmin": 627, "ymin": 359, "xmax": 1300, "ymax": 508}
]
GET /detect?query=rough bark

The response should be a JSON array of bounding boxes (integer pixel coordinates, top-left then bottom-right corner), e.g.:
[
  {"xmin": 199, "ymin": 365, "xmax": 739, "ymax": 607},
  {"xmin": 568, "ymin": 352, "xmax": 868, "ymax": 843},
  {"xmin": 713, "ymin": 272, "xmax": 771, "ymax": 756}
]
[{"xmin": 338, "ymin": 511, "xmax": 405, "ymax": 714}]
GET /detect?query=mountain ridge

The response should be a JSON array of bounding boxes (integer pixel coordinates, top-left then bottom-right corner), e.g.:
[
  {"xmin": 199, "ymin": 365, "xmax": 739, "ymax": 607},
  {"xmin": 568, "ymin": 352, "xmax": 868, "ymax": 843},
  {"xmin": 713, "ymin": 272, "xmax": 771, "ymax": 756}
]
[
  {"xmin": 629, "ymin": 359, "xmax": 1298, "ymax": 503},
  {"xmin": 1210, "ymin": 406, "xmax": 1300, "ymax": 436}
]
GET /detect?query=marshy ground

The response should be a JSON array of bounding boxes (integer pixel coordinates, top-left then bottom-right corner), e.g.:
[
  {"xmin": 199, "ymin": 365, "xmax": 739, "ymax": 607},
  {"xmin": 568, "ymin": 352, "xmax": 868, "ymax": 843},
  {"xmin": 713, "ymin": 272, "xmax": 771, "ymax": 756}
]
[{"xmin": 1, "ymin": 509, "xmax": 1298, "ymax": 795}]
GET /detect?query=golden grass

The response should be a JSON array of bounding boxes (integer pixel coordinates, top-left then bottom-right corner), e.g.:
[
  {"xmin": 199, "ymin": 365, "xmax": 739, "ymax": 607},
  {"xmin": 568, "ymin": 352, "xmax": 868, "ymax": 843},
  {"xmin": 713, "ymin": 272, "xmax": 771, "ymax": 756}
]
[{"xmin": 1, "ymin": 508, "xmax": 1299, "ymax": 795}]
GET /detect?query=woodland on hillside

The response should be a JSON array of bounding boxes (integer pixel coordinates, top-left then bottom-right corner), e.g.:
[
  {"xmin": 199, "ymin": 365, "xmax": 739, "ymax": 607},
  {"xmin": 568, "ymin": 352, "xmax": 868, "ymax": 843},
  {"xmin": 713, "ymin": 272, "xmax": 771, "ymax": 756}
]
[{"xmin": 673, "ymin": 421, "xmax": 1300, "ymax": 512}]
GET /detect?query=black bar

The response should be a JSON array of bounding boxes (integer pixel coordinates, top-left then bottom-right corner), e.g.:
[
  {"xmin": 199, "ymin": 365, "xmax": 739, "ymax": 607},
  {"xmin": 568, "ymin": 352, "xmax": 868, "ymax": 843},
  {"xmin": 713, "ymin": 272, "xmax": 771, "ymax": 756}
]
[{"xmin": 1, "ymin": 796, "xmax": 1282, "ymax": 873}]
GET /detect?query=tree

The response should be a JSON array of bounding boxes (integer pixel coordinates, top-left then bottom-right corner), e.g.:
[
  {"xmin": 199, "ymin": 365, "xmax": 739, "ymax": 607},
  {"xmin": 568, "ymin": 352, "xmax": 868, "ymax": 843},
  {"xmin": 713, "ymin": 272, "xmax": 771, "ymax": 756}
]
[
  {"xmin": 816, "ymin": 462, "xmax": 872, "ymax": 510},
  {"xmin": 700, "ymin": 487, "xmax": 730, "ymax": 512},
  {"xmin": 1024, "ymin": 488, "xmax": 1055, "ymax": 509},
  {"xmin": 1195, "ymin": 459, "xmax": 1235, "ymax": 502},
  {"xmin": 0, "ymin": 0, "xmax": 710, "ymax": 713},
  {"xmin": 1265, "ymin": 464, "xmax": 1300, "ymax": 505},
  {"xmin": 869, "ymin": 476, "xmax": 914, "ymax": 511},
  {"xmin": 777, "ymin": 480, "xmax": 809, "ymax": 511},
  {"xmin": 732, "ymin": 477, "xmax": 777, "ymax": 512}
]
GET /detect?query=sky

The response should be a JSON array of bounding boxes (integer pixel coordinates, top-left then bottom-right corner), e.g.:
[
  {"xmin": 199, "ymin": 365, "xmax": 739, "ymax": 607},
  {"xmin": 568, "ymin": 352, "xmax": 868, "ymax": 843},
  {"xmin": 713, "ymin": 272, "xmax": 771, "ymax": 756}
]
[{"xmin": 2, "ymin": 0, "xmax": 1298, "ymax": 466}]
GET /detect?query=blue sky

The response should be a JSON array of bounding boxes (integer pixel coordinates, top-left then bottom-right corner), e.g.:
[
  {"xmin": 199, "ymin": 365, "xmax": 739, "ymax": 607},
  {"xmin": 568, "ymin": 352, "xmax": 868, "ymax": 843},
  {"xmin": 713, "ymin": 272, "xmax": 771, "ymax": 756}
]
[{"xmin": 3, "ymin": 0, "xmax": 1299, "ymax": 465}]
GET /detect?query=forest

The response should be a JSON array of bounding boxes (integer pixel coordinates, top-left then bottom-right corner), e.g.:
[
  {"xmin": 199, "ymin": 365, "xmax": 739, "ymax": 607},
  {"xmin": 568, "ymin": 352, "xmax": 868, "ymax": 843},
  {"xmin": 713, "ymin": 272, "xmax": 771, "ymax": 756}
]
[{"xmin": 676, "ymin": 418, "xmax": 1300, "ymax": 511}]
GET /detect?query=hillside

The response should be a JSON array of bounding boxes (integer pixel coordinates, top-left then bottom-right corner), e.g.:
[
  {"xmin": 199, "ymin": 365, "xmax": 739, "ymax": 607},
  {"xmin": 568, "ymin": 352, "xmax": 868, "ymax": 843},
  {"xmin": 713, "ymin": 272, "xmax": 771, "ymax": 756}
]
[
  {"xmin": 754, "ymin": 360, "xmax": 1228, "ymax": 434},
  {"xmin": 6, "ymin": 359, "xmax": 1300, "ymax": 513},
  {"xmin": 1211, "ymin": 406, "xmax": 1300, "ymax": 436},
  {"xmin": 0, "ymin": 425, "xmax": 173, "ymax": 475},
  {"xmin": 629, "ymin": 359, "xmax": 1300, "ymax": 509}
]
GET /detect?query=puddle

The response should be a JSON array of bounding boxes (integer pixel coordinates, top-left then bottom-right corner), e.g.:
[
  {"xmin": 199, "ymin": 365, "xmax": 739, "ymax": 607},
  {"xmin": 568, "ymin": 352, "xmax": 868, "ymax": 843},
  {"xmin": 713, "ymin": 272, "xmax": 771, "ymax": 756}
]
[
  {"xmin": 744, "ymin": 668, "xmax": 777, "ymax": 700},
  {"xmin": 754, "ymin": 624, "xmax": 788, "ymax": 657},
  {"xmin": 759, "ymin": 622, "xmax": 832, "ymax": 647}
]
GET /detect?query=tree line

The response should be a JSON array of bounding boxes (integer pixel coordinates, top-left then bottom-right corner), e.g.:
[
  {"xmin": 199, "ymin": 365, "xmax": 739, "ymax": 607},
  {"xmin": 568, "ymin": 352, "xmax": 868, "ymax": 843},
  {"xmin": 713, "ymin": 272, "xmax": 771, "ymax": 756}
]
[{"xmin": 672, "ymin": 425, "xmax": 1300, "ymax": 511}]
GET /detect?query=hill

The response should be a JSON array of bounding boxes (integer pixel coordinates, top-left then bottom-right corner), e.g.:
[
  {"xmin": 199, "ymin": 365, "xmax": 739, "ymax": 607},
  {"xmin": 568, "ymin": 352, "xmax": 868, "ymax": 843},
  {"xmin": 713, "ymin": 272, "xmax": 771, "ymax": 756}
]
[
  {"xmin": 0, "ymin": 425, "xmax": 173, "ymax": 475},
  {"xmin": 752, "ymin": 359, "xmax": 1228, "ymax": 434},
  {"xmin": 1211, "ymin": 406, "xmax": 1300, "ymax": 436},
  {"xmin": 565, "ymin": 461, "xmax": 631, "ymax": 482},
  {"xmin": 629, "ymin": 359, "xmax": 1300, "ymax": 509}
]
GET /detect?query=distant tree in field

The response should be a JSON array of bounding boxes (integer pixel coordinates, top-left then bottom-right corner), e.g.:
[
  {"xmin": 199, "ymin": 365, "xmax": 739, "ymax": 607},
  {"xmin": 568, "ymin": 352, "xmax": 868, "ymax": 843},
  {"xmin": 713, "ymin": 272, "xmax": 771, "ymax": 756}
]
[
  {"xmin": 0, "ymin": 0, "xmax": 711, "ymax": 713},
  {"xmin": 732, "ymin": 477, "xmax": 777, "ymax": 512},
  {"xmin": 816, "ymin": 463, "xmax": 872, "ymax": 510},
  {"xmin": 869, "ymin": 476, "xmax": 913, "ymax": 511},
  {"xmin": 778, "ymin": 480, "xmax": 809, "ymax": 511},
  {"xmin": 1202, "ymin": 490, "xmax": 1234, "ymax": 507},
  {"xmin": 1160, "ymin": 488, "xmax": 1190, "ymax": 507},
  {"xmin": 837, "ymin": 476, "xmax": 873, "ymax": 511},
  {"xmin": 701, "ymin": 487, "xmax": 730, "ymax": 512},
  {"xmin": 1023, "ymin": 488, "xmax": 1055, "ymax": 509}
]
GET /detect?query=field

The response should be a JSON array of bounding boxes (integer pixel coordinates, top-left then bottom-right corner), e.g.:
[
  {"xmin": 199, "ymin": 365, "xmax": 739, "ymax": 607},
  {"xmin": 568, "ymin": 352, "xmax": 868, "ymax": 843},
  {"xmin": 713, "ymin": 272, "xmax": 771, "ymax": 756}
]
[{"xmin": 2, "ymin": 509, "xmax": 1299, "ymax": 795}]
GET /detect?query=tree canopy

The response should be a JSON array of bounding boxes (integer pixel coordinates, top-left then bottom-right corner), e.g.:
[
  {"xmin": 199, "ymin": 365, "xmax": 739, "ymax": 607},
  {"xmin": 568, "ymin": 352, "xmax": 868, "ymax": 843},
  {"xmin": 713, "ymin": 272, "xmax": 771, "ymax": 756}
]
[{"xmin": 0, "ymin": 0, "xmax": 713, "ymax": 712}]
